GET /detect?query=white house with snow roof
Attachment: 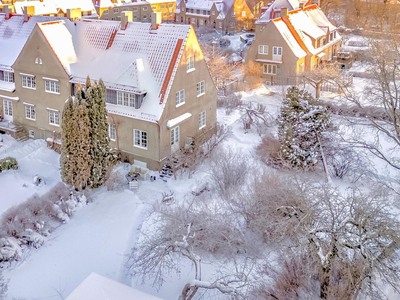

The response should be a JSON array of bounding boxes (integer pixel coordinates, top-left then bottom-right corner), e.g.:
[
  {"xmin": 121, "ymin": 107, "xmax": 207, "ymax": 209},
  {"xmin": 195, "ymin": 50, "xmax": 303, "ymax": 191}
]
[
  {"xmin": 2, "ymin": 12, "xmax": 217, "ymax": 169},
  {"xmin": 245, "ymin": 5, "xmax": 341, "ymax": 85},
  {"xmin": 174, "ymin": 0, "xmax": 254, "ymax": 32}
]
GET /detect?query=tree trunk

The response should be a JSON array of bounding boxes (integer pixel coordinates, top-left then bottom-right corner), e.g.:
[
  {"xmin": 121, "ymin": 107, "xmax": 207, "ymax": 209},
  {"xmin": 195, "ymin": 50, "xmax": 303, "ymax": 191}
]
[
  {"xmin": 316, "ymin": 82, "xmax": 322, "ymax": 99},
  {"xmin": 181, "ymin": 284, "xmax": 199, "ymax": 300}
]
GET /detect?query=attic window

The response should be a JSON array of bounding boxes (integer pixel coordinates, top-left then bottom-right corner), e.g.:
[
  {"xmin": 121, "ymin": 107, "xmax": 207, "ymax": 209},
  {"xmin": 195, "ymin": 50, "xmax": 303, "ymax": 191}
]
[
  {"xmin": 187, "ymin": 55, "xmax": 195, "ymax": 72},
  {"xmin": 117, "ymin": 91, "xmax": 135, "ymax": 107},
  {"xmin": 35, "ymin": 58, "xmax": 43, "ymax": 65}
]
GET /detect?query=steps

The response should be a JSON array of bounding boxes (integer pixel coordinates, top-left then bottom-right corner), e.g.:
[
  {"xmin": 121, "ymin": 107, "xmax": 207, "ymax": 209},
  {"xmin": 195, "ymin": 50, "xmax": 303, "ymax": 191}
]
[{"xmin": 14, "ymin": 123, "xmax": 29, "ymax": 142}]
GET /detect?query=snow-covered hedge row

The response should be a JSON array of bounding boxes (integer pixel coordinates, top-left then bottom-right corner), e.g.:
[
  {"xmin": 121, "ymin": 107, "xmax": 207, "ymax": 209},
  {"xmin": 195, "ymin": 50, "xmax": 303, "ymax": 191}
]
[
  {"xmin": 0, "ymin": 157, "xmax": 18, "ymax": 173},
  {"xmin": 0, "ymin": 183, "xmax": 87, "ymax": 265}
]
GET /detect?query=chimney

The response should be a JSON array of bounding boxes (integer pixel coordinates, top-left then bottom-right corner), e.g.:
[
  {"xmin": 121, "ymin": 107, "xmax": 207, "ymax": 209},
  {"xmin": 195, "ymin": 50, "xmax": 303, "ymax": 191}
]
[
  {"xmin": 24, "ymin": 6, "xmax": 35, "ymax": 21},
  {"xmin": 121, "ymin": 11, "xmax": 133, "ymax": 30},
  {"xmin": 299, "ymin": 2, "xmax": 305, "ymax": 9},
  {"xmin": 280, "ymin": 7, "xmax": 288, "ymax": 18},
  {"xmin": 67, "ymin": 8, "xmax": 82, "ymax": 21},
  {"xmin": 151, "ymin": 12, "xmax": 162, "ymax": 30},
  {"xmin": 5, "ymin": 6, "xmax": 12, "ymax": 20}
]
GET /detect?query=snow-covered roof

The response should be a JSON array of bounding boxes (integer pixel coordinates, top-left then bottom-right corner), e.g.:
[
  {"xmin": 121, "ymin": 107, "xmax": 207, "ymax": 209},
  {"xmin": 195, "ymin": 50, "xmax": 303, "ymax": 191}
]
[
  {"xmin": 182, "ymin": 0, "xmax": 236, "ymax": 20},
  {"xmin": 0, "ymin": 14, "xmax": 64, "ymax": 71},
  {"xmin": 37, "ymin": 19, "xmax": 191, "ymax": 122},
  {"xmin": 66, "ymin": 273, "xmax": 164, "ymax": 300},
  {"xmin": 95, "ymin": 0, "xmax": 151, "ymax": 8},
  {"xmin": 271, "ymin": 5, "xmax": 340, "ymax": 57},
  {"xmin": 14, "ymin": 0, "xmax": 97, "ymax": 15},
  {"xmin": 256, "ymin": 0, "xmax": 307, "ymax": 24}
]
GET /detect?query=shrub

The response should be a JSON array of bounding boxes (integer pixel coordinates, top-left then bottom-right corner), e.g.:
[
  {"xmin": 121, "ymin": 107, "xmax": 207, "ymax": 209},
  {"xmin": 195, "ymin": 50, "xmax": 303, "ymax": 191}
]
[{"xmin": 0, "ymin": 157, "xmax": 17, "ymax": 173}]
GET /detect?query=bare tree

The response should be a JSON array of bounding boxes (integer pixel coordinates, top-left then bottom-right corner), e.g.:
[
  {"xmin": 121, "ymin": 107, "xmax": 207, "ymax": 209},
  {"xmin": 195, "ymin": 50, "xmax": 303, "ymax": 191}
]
[
  {"xmin": 242, "ymin": 60, "xmax": 264, "ymax": 91},
  {"xmin": 129, "ymin": 197, "xmax": 262, "ymax": 299}
]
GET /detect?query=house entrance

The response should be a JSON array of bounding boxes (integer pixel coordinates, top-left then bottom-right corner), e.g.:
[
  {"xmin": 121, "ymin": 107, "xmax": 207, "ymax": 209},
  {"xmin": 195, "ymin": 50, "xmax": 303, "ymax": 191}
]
[{"xmin": 2, "ymin": 100, "xmax": 12, "ymax": 122}]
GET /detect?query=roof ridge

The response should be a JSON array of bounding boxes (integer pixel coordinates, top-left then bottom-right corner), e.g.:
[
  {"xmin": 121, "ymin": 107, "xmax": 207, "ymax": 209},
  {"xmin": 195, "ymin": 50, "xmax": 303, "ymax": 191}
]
[{"xmin": 279, "ymin": 14, "xmax": 310, "ymax": 54}]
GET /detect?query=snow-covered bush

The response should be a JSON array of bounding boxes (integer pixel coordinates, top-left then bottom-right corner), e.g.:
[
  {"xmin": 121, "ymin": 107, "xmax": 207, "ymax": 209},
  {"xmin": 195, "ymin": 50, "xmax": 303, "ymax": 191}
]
[
  {"xmin": 277, "ymin": 87, "xmax": 331, "ymax": 170},
  {"xmin": 0, "ymin": 157, "xmax": 17, "ymax": 173},
  {"xmin": 0, "ymin": 183, "xmax": 87, "ymax": 264}
]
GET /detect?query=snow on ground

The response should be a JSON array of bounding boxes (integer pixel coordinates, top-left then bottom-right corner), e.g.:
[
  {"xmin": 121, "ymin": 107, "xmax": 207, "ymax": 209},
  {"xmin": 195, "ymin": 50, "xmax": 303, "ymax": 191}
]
[
  {"xmin": 0, "ymin": 138, "xmax": 60, "ymax": 214},
  {"xmin": 5, "ymin": 187, "xmax": 144, "ymax": 299}
]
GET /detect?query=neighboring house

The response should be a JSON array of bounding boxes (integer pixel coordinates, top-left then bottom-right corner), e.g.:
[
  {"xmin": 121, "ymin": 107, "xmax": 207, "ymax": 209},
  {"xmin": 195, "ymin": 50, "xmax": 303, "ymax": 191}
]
[
  {"xmin": 147, "ymin": 0, "xmax": 176, "ymax": 21},
  {"xmin": 2, "ymin": 12, "xmax": 217, "ymax": 170},
  {"xmin": 66, "ymin": 273, "xmax": 163, "ymax": 300},
  {"xmin": 0, "ymin": 0, "xmax": 14, "ymax": 13},
  {"xmin": 94, "ymin": 0, "xmax": 152, "ymax": 22},
  {"xmin": 174, "ymin": 0, "xmax": 254, "ymax": 32},
  {"xmin": 12, "ymin": 0, "xmax": 98, "ymax": 19},
  {"xmin": 0, "ymin": 12, "xmax": 64, "ymax": 138},
  {"xmin": 245, "ymin": 5, "xmax": 341, "ymax": 84}
]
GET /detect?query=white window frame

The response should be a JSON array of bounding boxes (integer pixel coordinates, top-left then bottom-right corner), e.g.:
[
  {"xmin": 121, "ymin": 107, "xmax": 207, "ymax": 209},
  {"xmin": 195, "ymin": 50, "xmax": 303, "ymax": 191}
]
[
  {"xmin": 212, "ymin": 10, "xmax": 215, "ymax": 15},
  {"xmin": 160, "ymin": 4, "xmax": 165, "ymax": 8},
  {"xmin": 143, "ymin": 14, "xmax": 147, "ymax": 19},
  {"xmin": 44, "ymin": 79, "xmax": 60, "ymax": 94},
  {"xmin": 170, "ymin": 126, "xmax": 179, "ymax": 145},
  {"xmin": 143, "ymin": 6, "xmax": 148, "ymax": 11},
  {"xmin": 117, "ymin": 91, "xmax": 135, "ymax": 107},
  {"xmin": 199, "ymin": 19, "xmax": 204, "ymax": 25},
  {"xmin": 263, "ymin": 64, "xmax": 277, "ymax": 75},
  {"xmin": 48, "ymin": 110, "xmax": 60, "ymax": 126},
  {"xmin": 134, "ymin": 129, "xmax": 147, "ymax": 149},
  {"xmin": 258, "ymin": 45, "xmax": 268, "ymax": 55},
  {"xmin": 103, "ymin": 9, "xmax": 109, "ymax": 14},
  {"xmin": 191, "ymin": 18, "xmax": 196, "ymax": 24},
  {"xmin": 219, "ymin": 22, "xmax": 222, "ymax": 29},
  {"xmin": 114, "ymin": 8, "xmax": 119, "ymax": 13},
  {"xmin": 242, "ymin": 11, "xmax": 246, "ymax": 17},
  {"xmin": 21, "ymin": 74, "xmax": 36, "ymax": 89},
  {"xmin": 25, "ymin": 104, "xmax": 36, "ymax": 120},
  {"xmin": 199, "ymin": 111, "xmax": 206, "ymax": 129},
  {"xmin": 133, "ymin": 7, "xmax": 138, "ymax": 11},
  {"xmin": 273, "ymin": 46, "xmax": 282, "ymax": 55},
  {"xmin": 109, "ymin": 124, "xmax": 116, "ymax": 141},
  {"xmin": 196, "ymin": 80, "xmax": 205, "ymax": 97},
  {"xmin": 175, "ymin": 89, "xmax": 185, "ymax": 106},
  {"xmin": 3, "ymin": 71, "xmax": 14, "ymax": 83},
  {"xmin": 187, "ymin": 56, "xmax": 195, "ymax": 72},
  {"xmin": 29, "ymin": 130, "xmax": 35, "ymax": 138}
]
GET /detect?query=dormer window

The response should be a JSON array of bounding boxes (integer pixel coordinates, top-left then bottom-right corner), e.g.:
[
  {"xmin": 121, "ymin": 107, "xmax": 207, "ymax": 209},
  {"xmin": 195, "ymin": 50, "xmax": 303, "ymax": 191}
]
[
  {"xmin": 117, "ymin": 91, "xmax": 135, "ymax": 107},
  {"xmin": 0, "ymin": 71, "xmax": 14, "ymax": 83}
]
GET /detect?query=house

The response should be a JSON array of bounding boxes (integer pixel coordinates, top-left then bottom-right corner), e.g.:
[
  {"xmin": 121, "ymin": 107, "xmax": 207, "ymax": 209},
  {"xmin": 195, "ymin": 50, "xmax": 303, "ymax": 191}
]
[
  {"xmin": 147, "ymin": 0, "xmax": 176, "ymax": 21},
  {"xmin": 94, "ymin": 0, "xmax": 152, "ymax": 22},
  {"xmin": 66, "ymin": 272, "xmax": 163, "ymax": 300},
  {"xmin": 0, "ymin": 12, "xmax": 64, "ymax": 139},
  {"xmin": 174, "ymin": 0, "xmax": 254, "ymax": 32},
  {"xmin": 0, "ymin": 0, "xmax": 14, "ymax": 13},
  {"xmin": 12, "ymin": 0, "xmax": 98, "ymax": 19},
  {"xmin": 244, "ymin": 5, "xmax": 341, "ymax": 85},
  {"xmin": 2, "ymin": 12, "xmax": 217, "ymax": 170}
]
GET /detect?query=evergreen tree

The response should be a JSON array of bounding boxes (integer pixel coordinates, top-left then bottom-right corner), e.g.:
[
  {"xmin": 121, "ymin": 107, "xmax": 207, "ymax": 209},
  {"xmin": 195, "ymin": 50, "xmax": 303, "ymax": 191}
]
[
  {"xmin": 60, "ymin": 86, "xmax": 92, "ymax": 191},
  {"xmin": 278, "ymin": 87, "xmax": 331, "ymax": 169},
  {"xmin": 86, "ymin": 78, "xmax": 112, "ymax": 188},
  {"xmin": 60, "ymin": 96, "xmax": 74, "ymax": 185}
]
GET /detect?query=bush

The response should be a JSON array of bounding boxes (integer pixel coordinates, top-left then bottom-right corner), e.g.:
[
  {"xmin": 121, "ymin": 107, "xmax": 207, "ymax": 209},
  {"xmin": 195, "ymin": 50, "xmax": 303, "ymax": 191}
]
[
  {"xmin": 0, "ymin": 157, "xmax": 17, "ymax": 173},
  {"xmin": 0, "ymin": 183, "xmax": 87, "ymax": 264}
]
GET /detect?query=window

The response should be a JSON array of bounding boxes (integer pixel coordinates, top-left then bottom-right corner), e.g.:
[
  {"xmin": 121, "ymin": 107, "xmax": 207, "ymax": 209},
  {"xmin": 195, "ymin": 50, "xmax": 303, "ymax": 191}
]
[
  {"xmin": 273, "ymin": 47, "xmax": 282, "ymax": 55},
  {"xmin": 187, "ymin": 56, "xmax": 195, "ymax": 72},
  {"xmin": 199, "ymin": 111, "xmax": 206, "ymax": 129},
  {"xmin": 219, "ymin": 22, "xmax": 222, "ymax": 29},
  {"xmin": 231, "ymin": 22, "xmax": 235, "ymax": 28},
  {"xmin": 117, "ymin": 91, "xmax": 135, "ymax": 107},
  {"xmin": 328, "ymin": 50, "xmax": 332, "ymax": 61},
  {"xmin": 134, "ymin": 129, "xmax": 147, "ymax": 149},
  {"xmin": 199, "ymin": 19, "xmax": 203, "ymax": 25},
  {"xmin": 111, "ymin": 17, "xmax": 116, "ymax": 20},
  {"xmin": 22, "ymin": 75, "xmax": 36, "ymax": 89},
  {"xmin": 164, "ymin": 12, "xmax": 167, "ymax": 16},
  {"xmin": 263, "ymin": 64, "xmax": 277, "ymax": 74},
  {"xmin": 196, "ymin": 9, "xmax": 200, "ymax": 14},
  {"xmin": 212, "ymin": 11, "xmax": 215, "ymax": 15},
  {"xmin": 109, "ymin": 124, "xmax": 116, "ymax": 141},
  {"xmin": 133, "ymin": 7, "xmax": 138, "ymax": 11},
  {"xmin": 114, "ymin": 8, "xmax": 119, "ymax": 13},
  {"xmin": 3, "ymin": 71, "xmax": 14, "ymax": 82},
  {"xmin": 176, "ymin": 89, "xmax": 185, "ymax": 106},
  {"xmin": 29, "ymin": 130, "xmax": 34, "ymax": 138},
  {"xmin": 25, "ymin": 105, "xmax": 35, "ymax": 120},
  {"xmin": 133, "ymin": 16, "xmax": 137, "ymax": 21},
  {"xmin": 171, "ymin": 126, "xmax": 179, "ymax": 145},
  {"xmin": 203, "ymin": 10, "xmax": 206, "ymax": 15},
  {"xmin": 143, "ymin": 14, "xmax": 147, "ymax": 19},
  {"xmin": 103, "ymin": 9, "xmax": 109, "ymax": 14},
  {"xmin": 232, "ymin": 12, "xmax": 236, "ymax": 17},
  {"xmin": 191, "ymin": 18, "xmax": 196, "ymax": 24},
  {"xmin": 242, "ymin": 11, "xmax": 246, "ymax": 17},
  {"xmin": 123, "ymin": 7, "xmax": 129, "ymax": 11},
  {"xmin": 197, "ymin": 80, "xmax": 205, "ymax": 96},
  {"xmin": 49, "ymin": 110, "xmax": 60, "ymax": 126},
  {"xmin": 161, "ymin": 4, "xmax": 165, "ymax": 8},
  {"xmin": 45, "ymin": 79, "xmax": 60, "ymax": 94},
  {"xmin": 152, "ymin": 5, "xmax": 156, "ymax": 9},
  {"xmin": 258, "ymin": 45, "xmax": 268, "ymax": 55},
  {"xmin": 191, "ymin": 9, "xmax": 194, "ymax": 13},
  {"xmin": 169, "ymin": 3, "xmax": 173, "ymax": 7},
  {"xmin": 143, "ymin": 6, "xmax": 148, "ymax": 11}
]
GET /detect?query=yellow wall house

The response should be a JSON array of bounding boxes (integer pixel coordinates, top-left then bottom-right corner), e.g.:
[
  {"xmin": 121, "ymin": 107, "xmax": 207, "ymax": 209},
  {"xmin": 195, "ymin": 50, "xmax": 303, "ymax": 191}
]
[
  {"xmin": 147, "ymin": 0, "xmax": 175, "ymax": 21},
  {"xmin": 0, "ymin": 12, "xmax": 217, "ymax": 170},
  {"xmin": 95, "ymin": 0, "xmax": 152, "ymax": 22},
  {"xmin": 0, "ymin": 0, "xmax": 15, "ymax": 13},
  {"xmin": 245, "ymin": 5, "xmax": 341, "ymax": 85},
  {"xmin": 175, "ymin": 0, "xmax": 254, "ymax": 32}
]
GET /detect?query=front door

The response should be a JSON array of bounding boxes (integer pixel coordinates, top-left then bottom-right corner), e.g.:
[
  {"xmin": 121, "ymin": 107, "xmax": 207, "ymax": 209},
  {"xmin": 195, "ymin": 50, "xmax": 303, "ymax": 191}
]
[
  {"xmin": 171, "ymin": 126, "xmax": 179, "ymax": 153},
  {"xmin": 3, "ymin": 100, "xmax": 12, "ymax": 122}
]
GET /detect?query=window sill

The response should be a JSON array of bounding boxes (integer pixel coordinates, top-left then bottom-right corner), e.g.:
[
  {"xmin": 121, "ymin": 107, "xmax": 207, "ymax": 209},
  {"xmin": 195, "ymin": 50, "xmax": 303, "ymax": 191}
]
[
  {"xmin": 176, "ymin": 102, "xmax": 185, "ymax": 108},
  {"xmin": 26, "ymin": 118, "xmax": 36, "ymax": 121},
  {"xmin": 110, "ymin": 138, "xmax": 116, "ymax": 142},
  {"xmin": 49, "ymin": 123, "xmax": 60, "ymax": 127},
  {"xmin": 197, "ymin": 93, "xmax": 205, "ymax": 98},
  {"xmin": 134, "ymin": 145, "xmax": 148, "ymax": 150},
  {"xmin": 199, "ymin": 125, "xmax": 206, "ymax": 130},
  {"xmin": 45, "ymin": 91, "xmax": 60, "ymax": 95},
  {"xmin": 186, "ymin": 68, "xmax": 195, "ymax": 74},
  {"xmin": 22, "ymin": 86, "xmax": 36, "ymax": 90}
]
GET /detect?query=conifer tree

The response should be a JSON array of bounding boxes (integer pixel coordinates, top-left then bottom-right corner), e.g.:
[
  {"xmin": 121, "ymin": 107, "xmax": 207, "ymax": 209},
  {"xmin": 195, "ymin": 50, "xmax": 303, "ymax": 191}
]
[
  {"xmin": 278, "ymin": 87, "xmax": 330, "ymax": 169},
  {"xmin": 60, "ymin": 96, "xmax": 74, "ymax": 185}
]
